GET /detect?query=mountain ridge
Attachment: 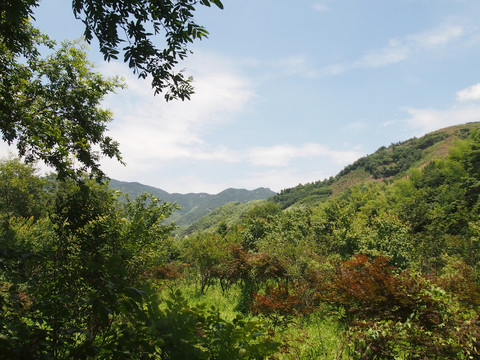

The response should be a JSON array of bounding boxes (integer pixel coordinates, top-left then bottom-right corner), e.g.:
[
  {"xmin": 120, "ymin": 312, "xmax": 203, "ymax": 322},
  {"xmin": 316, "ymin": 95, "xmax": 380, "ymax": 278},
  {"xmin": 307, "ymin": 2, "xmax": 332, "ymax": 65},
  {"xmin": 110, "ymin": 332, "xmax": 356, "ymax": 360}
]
[
  {"xmin": 271, "ymin": 122, "xmax": 480, "ymax": 208},
  {"xmin": 108, "ymin": 179, "xmax": 276, "ymax": 227}
]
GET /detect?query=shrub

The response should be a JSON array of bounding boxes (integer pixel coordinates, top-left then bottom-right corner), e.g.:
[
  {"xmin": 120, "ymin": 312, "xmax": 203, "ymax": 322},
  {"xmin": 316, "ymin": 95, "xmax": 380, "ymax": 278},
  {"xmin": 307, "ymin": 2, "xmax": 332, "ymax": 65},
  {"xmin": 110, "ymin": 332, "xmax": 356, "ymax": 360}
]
[
  {"xmin": 319, "ymin": 254, "xmax": 480, "ymax": 358},
  {"xmin": 251, "ymin": 282, "xmax": 314, "ymax": 328}
]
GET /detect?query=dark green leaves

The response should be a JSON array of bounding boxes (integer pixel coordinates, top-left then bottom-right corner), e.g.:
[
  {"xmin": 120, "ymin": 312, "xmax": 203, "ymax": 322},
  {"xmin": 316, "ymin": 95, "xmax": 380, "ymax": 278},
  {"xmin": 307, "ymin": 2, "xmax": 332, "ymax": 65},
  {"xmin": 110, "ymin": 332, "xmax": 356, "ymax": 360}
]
[
  {"xmin": 72, "ymin": 0, "xmax": 224, "ymax": 100},
  {"xmin": 200, "ymin": 0, "xmax": 224, "ymax": 9},
  {"xmin": 1, "ymin": 0, "xmax": 224, "ymax": 178}
]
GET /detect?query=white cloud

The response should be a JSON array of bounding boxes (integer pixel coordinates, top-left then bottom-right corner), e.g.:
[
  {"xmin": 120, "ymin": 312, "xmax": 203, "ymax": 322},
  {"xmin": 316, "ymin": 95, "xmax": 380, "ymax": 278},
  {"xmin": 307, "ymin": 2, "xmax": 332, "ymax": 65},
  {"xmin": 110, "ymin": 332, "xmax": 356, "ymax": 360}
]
[
  {"xmin": 400, "ymin": 82, "xmax": 480, "ymax": 135},
  {"xmin": 99, "ymin": 54, "xmax": 255, "ymax": 176},
  {"xmin": 344, "ymin": 121, "xmax": 366, "ymax": 131},
  {"xmin": 412, "ymin": 25, "xmax": 464, "ymax": 48},
  {"xmin": 355, "ymin": 39, "xmax": 409, "ymax": 68},
  {"xmin": 313, "ymin": 3, "xmax": 328, "ymax": 12},
  {"xmin": 246, "ymin": 143, "xmax": 361, "ymax": 167},
  {"xmin": 402, "ymin": 105, "xmax": 480, "ymax": 135},
  {"xmin": 325, "ymin": 23, "xmax": 465, "ymax": 75},
  {"xmin": 457, "ymin": 83, "xmax": 480, "ymax": 102},
  {"xmin": 267, "ymin": 55, "xmax": 319, "ymax": 79}
]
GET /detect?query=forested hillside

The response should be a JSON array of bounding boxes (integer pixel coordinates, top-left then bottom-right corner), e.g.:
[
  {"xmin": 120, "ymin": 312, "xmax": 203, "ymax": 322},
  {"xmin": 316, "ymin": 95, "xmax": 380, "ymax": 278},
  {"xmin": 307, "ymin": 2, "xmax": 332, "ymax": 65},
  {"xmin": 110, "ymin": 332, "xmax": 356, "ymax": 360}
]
[
  {"xmin": 172, "ymin": 123, "xmax": 480, "ymax": 357},
  {"xmin": 2, "ymin": 0, "xmax": 479, "ymax": 357},
  {"xmin": 271, "ymin": 122, "xmax": 479, "ymax": 209}
]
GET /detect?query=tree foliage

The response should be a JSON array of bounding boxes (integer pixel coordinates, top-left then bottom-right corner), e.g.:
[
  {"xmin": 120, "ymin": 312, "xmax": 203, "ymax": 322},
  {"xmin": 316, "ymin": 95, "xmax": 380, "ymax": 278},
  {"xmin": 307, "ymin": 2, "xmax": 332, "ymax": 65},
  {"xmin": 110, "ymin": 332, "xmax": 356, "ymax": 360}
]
[
  {"xmin": 0, "ymin": 158, "xmax": 47, "ymax": 227},
  {"xmin": 0, "ymin": 160, "xmax": 279, "ymax": 359},
  {"xmin": 0, "ymin": 0, "xmax": 223, "ymax": 178},
  {"xmin": 1, "ymin": 29, "xmax": 124, "ymax": 179},
  {"xmin": 72, "ymin": 0, "xmax": 223, "ymax": 100},
  {"xmin": 2, "ymin": 0, "xmax": 223, "ymax": 101},
  {"xmin": 317, "ymin": 255, "xmax": 480, "ymax": 359}
]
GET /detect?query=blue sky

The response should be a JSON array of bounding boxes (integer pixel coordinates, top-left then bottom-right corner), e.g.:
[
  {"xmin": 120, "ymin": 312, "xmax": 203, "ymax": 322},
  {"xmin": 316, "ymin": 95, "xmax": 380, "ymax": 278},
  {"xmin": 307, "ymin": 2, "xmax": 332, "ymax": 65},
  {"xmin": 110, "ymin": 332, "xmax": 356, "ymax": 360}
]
[{"xmin": 3, "ymin": 0, "xmax": 480, "ymax": 194}]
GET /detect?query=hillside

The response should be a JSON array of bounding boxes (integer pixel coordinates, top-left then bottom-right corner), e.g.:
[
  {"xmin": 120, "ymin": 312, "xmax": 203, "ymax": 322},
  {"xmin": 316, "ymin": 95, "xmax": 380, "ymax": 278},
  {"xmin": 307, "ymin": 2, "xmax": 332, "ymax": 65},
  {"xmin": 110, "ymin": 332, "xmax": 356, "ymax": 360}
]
[
  {"xmin": 108, "ymin": 179, "xmax": 276, "ymax": 227},
  {"xmin": 271, "ymin": 122, "xmax": 480, "ymax": 208},
  {"xmin": 109, "ymin": 123, "xmax": 480, "ymax": 236},
  {"xmin": 185, "ymin": 122, "xmax": 480, "ymax": 235}
]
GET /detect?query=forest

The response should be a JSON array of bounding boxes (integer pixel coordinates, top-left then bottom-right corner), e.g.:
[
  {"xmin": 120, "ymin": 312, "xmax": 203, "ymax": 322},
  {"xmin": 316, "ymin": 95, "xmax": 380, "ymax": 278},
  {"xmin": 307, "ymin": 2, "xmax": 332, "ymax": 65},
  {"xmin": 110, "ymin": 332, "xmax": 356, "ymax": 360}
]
[
  {"xmin": 1, "ymin": 1, "xmax": 480, "ymax": 359},
  {"xmin": 1, "ymin": 123, "xmax": 480, "ymax": 359}
]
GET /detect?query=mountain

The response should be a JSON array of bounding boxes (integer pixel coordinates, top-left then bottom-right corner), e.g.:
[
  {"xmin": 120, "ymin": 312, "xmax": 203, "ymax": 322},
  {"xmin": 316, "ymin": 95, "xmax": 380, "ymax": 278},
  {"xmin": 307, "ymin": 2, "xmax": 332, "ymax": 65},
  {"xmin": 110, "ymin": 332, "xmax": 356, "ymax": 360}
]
[
  {"xmin": 110, "ymin": 122, "xmax": 480, "ymax": 235},
  {"xmin": 108, "ymin": 179, "xmax": 276, "ymax": 228}
]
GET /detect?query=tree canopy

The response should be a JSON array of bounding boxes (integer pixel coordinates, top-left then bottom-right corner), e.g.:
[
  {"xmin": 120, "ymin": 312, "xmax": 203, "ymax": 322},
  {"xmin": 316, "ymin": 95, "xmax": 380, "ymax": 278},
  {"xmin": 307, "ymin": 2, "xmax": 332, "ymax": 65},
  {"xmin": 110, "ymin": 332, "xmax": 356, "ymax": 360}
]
[
  {"xmin": 2, "ymin": 0, "xmax": 223, "ymax": 100},
  {"xmin": 0, "ymin": 0, "xmax": 223, "ymax": 179}
]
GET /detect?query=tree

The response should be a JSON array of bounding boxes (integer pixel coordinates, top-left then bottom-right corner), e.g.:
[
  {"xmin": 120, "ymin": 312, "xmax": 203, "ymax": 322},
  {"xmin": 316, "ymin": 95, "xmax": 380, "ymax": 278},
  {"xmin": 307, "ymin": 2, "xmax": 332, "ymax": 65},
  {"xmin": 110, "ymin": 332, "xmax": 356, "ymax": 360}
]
[
  {"xmin": 1, "ymin": 32, "xmax": 124, "ymax": 179},
  {"xmin": 0, "ymin": 0, "xmax": 223, "ymax": 178},
  {"xmin": 319, "ymin": 255, "xmax": 480, "ymax": 359},
  {"xmin": 72, "ymin": 0, "xmax": 224, "ymax": 100},
  {"xmin": 0, "ymin": 157, "xmax": 48, "ymax": 227},
  {"xmin": 180, "ymin": 233, "xmax": 230, "ymax": 293},
  {"xmin": 0, "ymin": 171, "xmax": 280, "ymax": 358},
  {"xmin": 0, "ymin": 177, "xmax": 178, "ymax": 358}
]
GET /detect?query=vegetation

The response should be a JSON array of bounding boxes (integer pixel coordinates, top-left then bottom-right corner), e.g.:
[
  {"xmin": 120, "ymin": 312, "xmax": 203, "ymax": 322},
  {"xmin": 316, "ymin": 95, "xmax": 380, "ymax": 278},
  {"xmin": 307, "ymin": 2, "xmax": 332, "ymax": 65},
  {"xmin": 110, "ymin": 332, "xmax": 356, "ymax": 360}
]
[
  {"xmin": 271, "ymin": 126, "xmax": 476, "ymax": 209},
  {"xmin": 2, "ymin": 2, "xmax": 480, "ymax": 358},
  {"xmin": 0, "ymin": 162, "xmax": 279, "ymax": 359},
  {"xmin": 2, "ymin": 123, "xmax": 480, "ymax": 358},
  {"xmin": 108, "ymin": 180, "xmax": 275, "ymax": 229}
]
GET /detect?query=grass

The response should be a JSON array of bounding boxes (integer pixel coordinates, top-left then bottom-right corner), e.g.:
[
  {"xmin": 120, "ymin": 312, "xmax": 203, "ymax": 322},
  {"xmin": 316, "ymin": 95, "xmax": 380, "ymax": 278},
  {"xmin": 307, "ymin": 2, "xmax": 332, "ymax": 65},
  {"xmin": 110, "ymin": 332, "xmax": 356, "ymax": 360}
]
[{"xmin": 157, "ymin": 279, "xmax": 347, "ymax": 358}]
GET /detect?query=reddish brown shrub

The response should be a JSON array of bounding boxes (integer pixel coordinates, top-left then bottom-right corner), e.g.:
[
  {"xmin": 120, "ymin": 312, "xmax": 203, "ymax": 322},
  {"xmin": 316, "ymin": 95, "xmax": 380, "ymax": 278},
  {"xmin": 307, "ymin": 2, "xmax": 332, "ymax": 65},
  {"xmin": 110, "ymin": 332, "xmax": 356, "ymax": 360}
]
[{"xmin": 251, "ymin": 282, "xmax": 313, "ymax": 328}]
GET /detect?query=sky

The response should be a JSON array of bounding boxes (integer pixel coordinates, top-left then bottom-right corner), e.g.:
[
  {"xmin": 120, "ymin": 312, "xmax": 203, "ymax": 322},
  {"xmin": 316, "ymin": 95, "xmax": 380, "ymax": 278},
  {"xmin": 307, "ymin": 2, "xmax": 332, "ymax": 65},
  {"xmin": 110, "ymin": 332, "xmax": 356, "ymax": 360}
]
[{"xmin": 3, "ymin": 0, "xmax": 480, "ymax": 194}]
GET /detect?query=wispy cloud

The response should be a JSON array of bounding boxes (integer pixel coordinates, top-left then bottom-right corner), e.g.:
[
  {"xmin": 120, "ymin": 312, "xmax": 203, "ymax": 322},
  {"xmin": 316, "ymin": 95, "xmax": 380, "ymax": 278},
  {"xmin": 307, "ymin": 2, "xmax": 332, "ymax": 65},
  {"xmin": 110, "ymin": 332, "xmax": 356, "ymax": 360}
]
[
  {"xmin": 246, "ymin": 143, "xmax": 361, "ymax": 167},
  {"xmin": 312, "ymin": 3, "xmax": 329, "ymax": 12},
  {"xmin": 355, "ymin": 39, "xmax": 410, "ymax": 68},
  {"xmin": 100, "ymin": 54, "xmax": 255, "ymax": 176},
  {"xmin": 323, "ymin": 24, "xmax": 465, "ymax": 75},
  {"xmin": 398, "ymin": 82, "xmax": 480, "ymax": 135},
  {"xmin": 343, "ymin": 121, "xmax": 367, "ymax": 131},
  {"xmin": 402, "ymin": 105, "xmax": 480, "ymax": 135},
  {"xmin": 266, "ymin": 55, "xmax": 319, "ymax": 79},
  {"xmin": 413, "ymin": 24, "xmax": 464, "ymax": 48}
]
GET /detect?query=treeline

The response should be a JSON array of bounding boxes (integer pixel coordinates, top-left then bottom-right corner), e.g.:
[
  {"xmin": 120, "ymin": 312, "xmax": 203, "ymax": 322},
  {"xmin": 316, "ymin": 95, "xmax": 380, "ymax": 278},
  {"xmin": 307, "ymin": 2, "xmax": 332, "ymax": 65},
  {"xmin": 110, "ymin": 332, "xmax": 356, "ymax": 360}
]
[{"xmin": 271, "ymin": 129, "xmax": 459, "ymax": 209}]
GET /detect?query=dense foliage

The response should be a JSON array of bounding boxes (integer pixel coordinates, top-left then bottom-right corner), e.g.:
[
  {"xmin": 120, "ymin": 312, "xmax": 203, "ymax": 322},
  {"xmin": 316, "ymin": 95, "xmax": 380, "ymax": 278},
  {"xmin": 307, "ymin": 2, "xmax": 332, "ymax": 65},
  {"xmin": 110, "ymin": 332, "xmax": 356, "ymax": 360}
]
[
  {"xmin": 0, "ymin": 160, "xmax": 279, "ymax": 359},
  {"xmin": 2, "ymin": 0, "xmax": 223, "ymax": 101},
  {"xmin": 170, "ymin": 127, "xmax": 480, "ymax": 358},
  {"xmin": 337, "ymin": 131, "xmax": 450, "ymax": 179},
  {"xmin": 2, "ymin": 124, "xmax": 480, "ymax": 358},
  {"xmin": 0, "ymin": 24, "xmax": 123, "ymax": 179},
  {"xmin": 271, "ymin": 130, "xmax": 457, "ymax": 209},
  {"xmin": 4, "ymin": 1, "xmax": 478, "ymax": 356}
]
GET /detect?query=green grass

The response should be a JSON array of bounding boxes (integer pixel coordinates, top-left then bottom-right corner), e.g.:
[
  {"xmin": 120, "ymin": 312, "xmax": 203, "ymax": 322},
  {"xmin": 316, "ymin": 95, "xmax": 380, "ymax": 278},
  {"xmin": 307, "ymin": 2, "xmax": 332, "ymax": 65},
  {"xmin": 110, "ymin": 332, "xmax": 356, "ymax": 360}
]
[
  {"xmin": 274, "ymin": 311, "xmax": 347, "ymax": 359},
  {"xmin": 157, "ymin": 279, "xmax": 347, "ymax": 358}
]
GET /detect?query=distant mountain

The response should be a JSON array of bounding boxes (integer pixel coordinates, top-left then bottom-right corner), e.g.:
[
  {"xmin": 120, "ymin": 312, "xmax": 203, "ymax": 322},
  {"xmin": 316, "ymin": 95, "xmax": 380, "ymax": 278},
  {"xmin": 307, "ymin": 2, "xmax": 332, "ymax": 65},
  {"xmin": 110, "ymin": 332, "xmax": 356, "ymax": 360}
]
[{"xmin": 108, "ymin": 179, "xmax": 276, "ymax": 228}]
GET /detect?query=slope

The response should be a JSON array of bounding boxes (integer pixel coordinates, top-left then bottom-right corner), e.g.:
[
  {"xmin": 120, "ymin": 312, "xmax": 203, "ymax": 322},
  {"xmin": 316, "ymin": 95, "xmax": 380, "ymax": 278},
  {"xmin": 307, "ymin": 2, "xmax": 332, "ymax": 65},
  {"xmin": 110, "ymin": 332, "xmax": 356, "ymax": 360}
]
[{"xmin": 184, "ymin": 122, "xmax": 480, "ymax": 235}]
